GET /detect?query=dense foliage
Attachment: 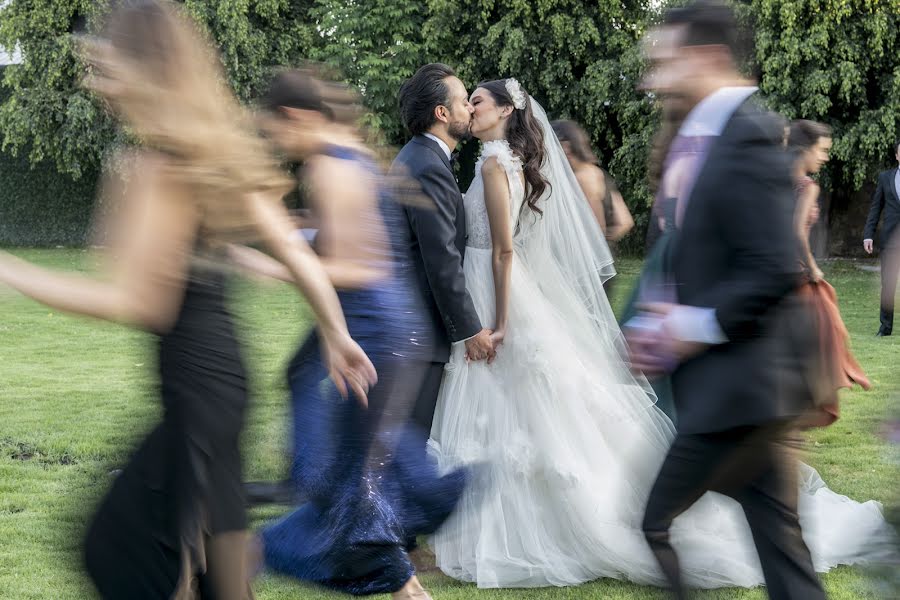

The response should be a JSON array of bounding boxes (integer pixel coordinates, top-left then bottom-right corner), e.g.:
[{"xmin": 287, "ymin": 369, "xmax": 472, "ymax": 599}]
[{"xmin": 1, "ymin": 0, "xmax": 897, "ymax": 250}]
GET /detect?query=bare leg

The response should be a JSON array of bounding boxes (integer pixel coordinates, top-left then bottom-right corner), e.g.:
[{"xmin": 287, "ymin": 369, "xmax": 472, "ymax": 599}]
[
  {"xmin": 245, "ymin": 533, "xmax": 265, "ymax": 579},
  {"xmin": 204, "ymin": 530, "xmax": 254, "ymax": 600}
]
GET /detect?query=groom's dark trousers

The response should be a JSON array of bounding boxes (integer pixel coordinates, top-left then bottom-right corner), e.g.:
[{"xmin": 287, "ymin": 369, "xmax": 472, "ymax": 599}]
[
  {"xmin": 640, "ymin": 99, "xmax": 825, "ymax": 599},
  {"xmin": 391, "ymin": 134, "xmax": 482, "ymax": 434},
  {"xmin": 642, "ymin": 423, "xmax": 824, "ymax": 600}
]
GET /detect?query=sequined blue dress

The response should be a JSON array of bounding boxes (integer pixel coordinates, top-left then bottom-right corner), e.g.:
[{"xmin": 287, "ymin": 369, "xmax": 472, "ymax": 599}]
[{"xmin": 261, "ymin": 146, "xmax": 467, "ymax": 595}]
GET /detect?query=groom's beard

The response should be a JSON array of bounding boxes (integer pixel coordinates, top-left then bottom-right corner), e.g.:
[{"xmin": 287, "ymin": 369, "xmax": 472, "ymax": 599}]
[{"xmin": 448, "ymin": 119, "xmax": 472, "ymax": 143}]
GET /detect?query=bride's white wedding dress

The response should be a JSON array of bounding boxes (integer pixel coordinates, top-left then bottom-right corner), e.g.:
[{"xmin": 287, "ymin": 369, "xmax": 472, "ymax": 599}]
[{"xmin": 427, "ymin": 134, "xmax": 892, "ymax": 589}]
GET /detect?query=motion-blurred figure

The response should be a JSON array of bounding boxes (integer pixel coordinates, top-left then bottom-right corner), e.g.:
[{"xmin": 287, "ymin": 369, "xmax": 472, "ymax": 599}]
[
  {"xmin": 788, "ymin": 119, "xmax": 871, "ymax": 428},
  {"xmin": 231, "ymin": 69, "xmax": 466, "ymax": 600},
  {"xmin": 630, "ymin": 2, "xmax": 827, "ymax": 597},
  {"xmin": 551, "ymin": 119, "xmax": 634, "ymax": 241},
  {"xmin": 0, "ymin": 2, "xmax": 375, "ymax": 598}
]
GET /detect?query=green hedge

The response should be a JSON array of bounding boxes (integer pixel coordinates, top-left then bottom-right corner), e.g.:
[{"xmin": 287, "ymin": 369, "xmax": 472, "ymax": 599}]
[
  {"xmin": 0, "ymin": 65, "xmax": 97, "ymax": 246},
  {"xmin": 0, "ymin": 148, "xmax": 97, "ymax": 246}
]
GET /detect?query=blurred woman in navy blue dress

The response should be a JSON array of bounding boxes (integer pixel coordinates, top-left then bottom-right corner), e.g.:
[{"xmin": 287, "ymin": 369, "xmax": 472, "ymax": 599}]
[{"xmin": 231, "ymin": 69, "xmax": 466, "ymax": 600}]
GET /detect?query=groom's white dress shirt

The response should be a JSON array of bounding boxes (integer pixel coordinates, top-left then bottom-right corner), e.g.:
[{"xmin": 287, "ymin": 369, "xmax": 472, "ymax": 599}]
[{"xmin": 423, "ymin": 133, "xmax": 453, "ymax": 161}]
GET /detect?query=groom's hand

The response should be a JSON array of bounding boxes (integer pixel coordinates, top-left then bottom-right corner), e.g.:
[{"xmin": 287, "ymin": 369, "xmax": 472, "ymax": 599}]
[{"xmin": 464, "ymin": 328, "xmax": 495, "ymax": 362}]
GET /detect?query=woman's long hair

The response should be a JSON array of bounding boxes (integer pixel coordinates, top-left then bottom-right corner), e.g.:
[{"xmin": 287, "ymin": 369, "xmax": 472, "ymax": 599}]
[
  {"xmin": 787, "ymin": 119, "xmax": 832, "ymax": 159},
  {"xmin": 81, "ymin": 0, "xmax": 292, "ymax": 239},
  {"xmin": 478, "ymin": 79, "xmax": 549, "ymax": 216},
  {"xmin": 550, "ymin": 119, "xmax": 598, "ymax": 165}
]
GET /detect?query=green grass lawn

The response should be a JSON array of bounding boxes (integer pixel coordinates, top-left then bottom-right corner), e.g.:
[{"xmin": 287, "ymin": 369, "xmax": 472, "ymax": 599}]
[{"xmin": 0, "ymin": 250, "xmax": 896, "ymax": 599}]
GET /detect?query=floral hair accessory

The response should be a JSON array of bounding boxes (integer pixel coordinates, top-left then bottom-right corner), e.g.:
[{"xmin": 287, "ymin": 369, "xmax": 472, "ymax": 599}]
[{"xmin": 505, "ymin": 78, "xmax": 527, "ymax": 110}]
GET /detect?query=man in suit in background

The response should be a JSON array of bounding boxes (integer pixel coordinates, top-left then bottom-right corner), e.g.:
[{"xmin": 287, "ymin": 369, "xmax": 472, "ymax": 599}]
[
  {"xmin": 627, "ymin": 2, "xmax": 825, "ymax": 598},
  {"xmin": 863, "ymin": 139, "xmax": 900, "ymax": 336}
]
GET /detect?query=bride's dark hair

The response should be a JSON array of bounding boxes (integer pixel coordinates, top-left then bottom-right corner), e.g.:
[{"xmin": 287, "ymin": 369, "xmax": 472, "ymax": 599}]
[{"xmin": 478, "ymin": 79, "xmax": 549, "ymax": 216}]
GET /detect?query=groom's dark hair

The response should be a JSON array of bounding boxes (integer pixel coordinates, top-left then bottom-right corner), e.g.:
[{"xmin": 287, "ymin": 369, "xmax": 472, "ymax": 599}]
[{"xmin": 399, "ymin": 63, "xmax": 457, "ymax": 136}]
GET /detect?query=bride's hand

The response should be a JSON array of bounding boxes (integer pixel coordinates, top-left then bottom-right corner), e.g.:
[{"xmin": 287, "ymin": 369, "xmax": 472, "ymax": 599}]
[
  {"xmin": 320, "ymin": 329, "xmax": 378, "ymax": 407},
  {"xmin": 487, "ymin": 329, "xmax": 505, "ymax": 364}
]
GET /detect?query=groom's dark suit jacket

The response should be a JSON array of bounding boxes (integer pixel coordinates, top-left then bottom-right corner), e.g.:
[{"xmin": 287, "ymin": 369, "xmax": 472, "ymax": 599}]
[
  {"xmin": 391, "ymin": 134, "xmax": 481, "ymax": 363},
  {"xmin": 668, "ymin": 100, "xmax": 811, "ymax": 434}
]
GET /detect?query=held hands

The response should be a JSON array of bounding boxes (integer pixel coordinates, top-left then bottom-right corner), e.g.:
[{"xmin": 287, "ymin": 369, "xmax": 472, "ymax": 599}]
[
  {"xmin": 320, "ymin": 329, "xmax": 378, "ymax": 407},
  {"xmin": 864, "ymin": 239, "xmax": 874, "ymax": 254},
  {"xmin": 487, "ymin": 329, "xmax": 506, "ymax": 364},
  {"xmin": 464, "ymin": 328, "xmax": 496, "ymax": 363}
]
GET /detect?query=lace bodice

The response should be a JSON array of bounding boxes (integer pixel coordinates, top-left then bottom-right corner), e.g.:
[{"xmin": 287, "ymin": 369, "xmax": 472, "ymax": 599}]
[{"xmin": 464, "ymin": 140, "xmax": 525, "ymax": 249}]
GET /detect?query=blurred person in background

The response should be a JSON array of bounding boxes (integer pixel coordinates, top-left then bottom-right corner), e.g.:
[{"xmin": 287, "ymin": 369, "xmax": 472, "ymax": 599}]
[
  {"xmin": 230, "ymin": 69, "xmax": 467, "ymax": 600},
  {"xmin": 0, "ymin": 2, "xmax": 376, "ymax": 598},
  {"xmin": 788, "ymin": 119, "xmax": 870, "ymax": 428},
  {"xmin": 551, "ymin": 118, "xmax": 634, "ymax": 296},
  {"xmin": 862, "ymin": 138, "xmax": 900, "ymax": 336}
]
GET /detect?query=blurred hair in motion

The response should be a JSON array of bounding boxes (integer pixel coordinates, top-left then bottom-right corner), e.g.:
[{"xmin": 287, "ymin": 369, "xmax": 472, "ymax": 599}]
[
  {"xmin": 231, "ymin": 66, "xmax": 467, "ymax": 599},
  {"xmin": 629, "ymin": 2, "xmax": 891, "ymax": 598},
  {"xmin": 0, "ymin": 1, "xmax": 378, "ymax": 598},
  {"xmin": 81, "ymin": 0, "xmax": 293, "ymax": 240}
]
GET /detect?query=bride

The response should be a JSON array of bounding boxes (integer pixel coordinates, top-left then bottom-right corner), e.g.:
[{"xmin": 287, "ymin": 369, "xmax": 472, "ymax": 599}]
[{"xmin": 427, "ymin": 78, "xmax": 892, "ymax": 589}]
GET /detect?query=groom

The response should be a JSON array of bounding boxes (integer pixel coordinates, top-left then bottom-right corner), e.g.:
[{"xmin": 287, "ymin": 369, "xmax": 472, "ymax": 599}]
[
  {"xmin": 392, "ymin": 63, "xmax": 495, "ymax": 441},
  {"xmin": 629, "ymin": 2, "xmax": 825, "ymax": 599}
]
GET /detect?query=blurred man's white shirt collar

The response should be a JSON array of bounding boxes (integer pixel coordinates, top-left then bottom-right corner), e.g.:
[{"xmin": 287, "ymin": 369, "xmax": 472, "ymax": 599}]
[{"xmin": 679, "ymin": 86, "xmax": 758, "ymax": 138}]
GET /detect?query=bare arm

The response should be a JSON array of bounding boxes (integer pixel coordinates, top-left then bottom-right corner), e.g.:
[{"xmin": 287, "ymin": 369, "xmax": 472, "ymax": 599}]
[
  {"xmin": 230, "ymin": 242, "xmax": 383, "ymax": 289},
  {"xmin": 482, "ymin": 157, "xmax": 514, "ymax": 353},
  {"xmin": 606, "ymin": 189, "xmax": 635, "ymax": 242},
  {"xmin": 229, "ymin": 244, "xmax": 294, "ymax": 282},
  {"xmin": 0, "ymin": 154, "xmax": 197, "ymax": 333},
  {"xmin": 795, "ymin": 182, "xmax": 822, "ymax": 280}
]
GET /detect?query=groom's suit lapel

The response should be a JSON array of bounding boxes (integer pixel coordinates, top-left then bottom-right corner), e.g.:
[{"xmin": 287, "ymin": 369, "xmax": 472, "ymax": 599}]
[{"xmin": 412, "ymin": 134, "xmax": 454, "ymax": 173}]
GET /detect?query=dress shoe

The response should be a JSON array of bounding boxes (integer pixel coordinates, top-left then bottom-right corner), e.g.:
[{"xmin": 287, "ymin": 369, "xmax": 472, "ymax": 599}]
[{"xmin": 876, "ymin": 329, "xmax": 892, "ymax": 337}]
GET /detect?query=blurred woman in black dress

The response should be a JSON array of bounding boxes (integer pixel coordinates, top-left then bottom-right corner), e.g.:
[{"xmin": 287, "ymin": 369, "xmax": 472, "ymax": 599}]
[{"xmin": 0, "ymin": 2, "xmax": 375, "ymax": 598}]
